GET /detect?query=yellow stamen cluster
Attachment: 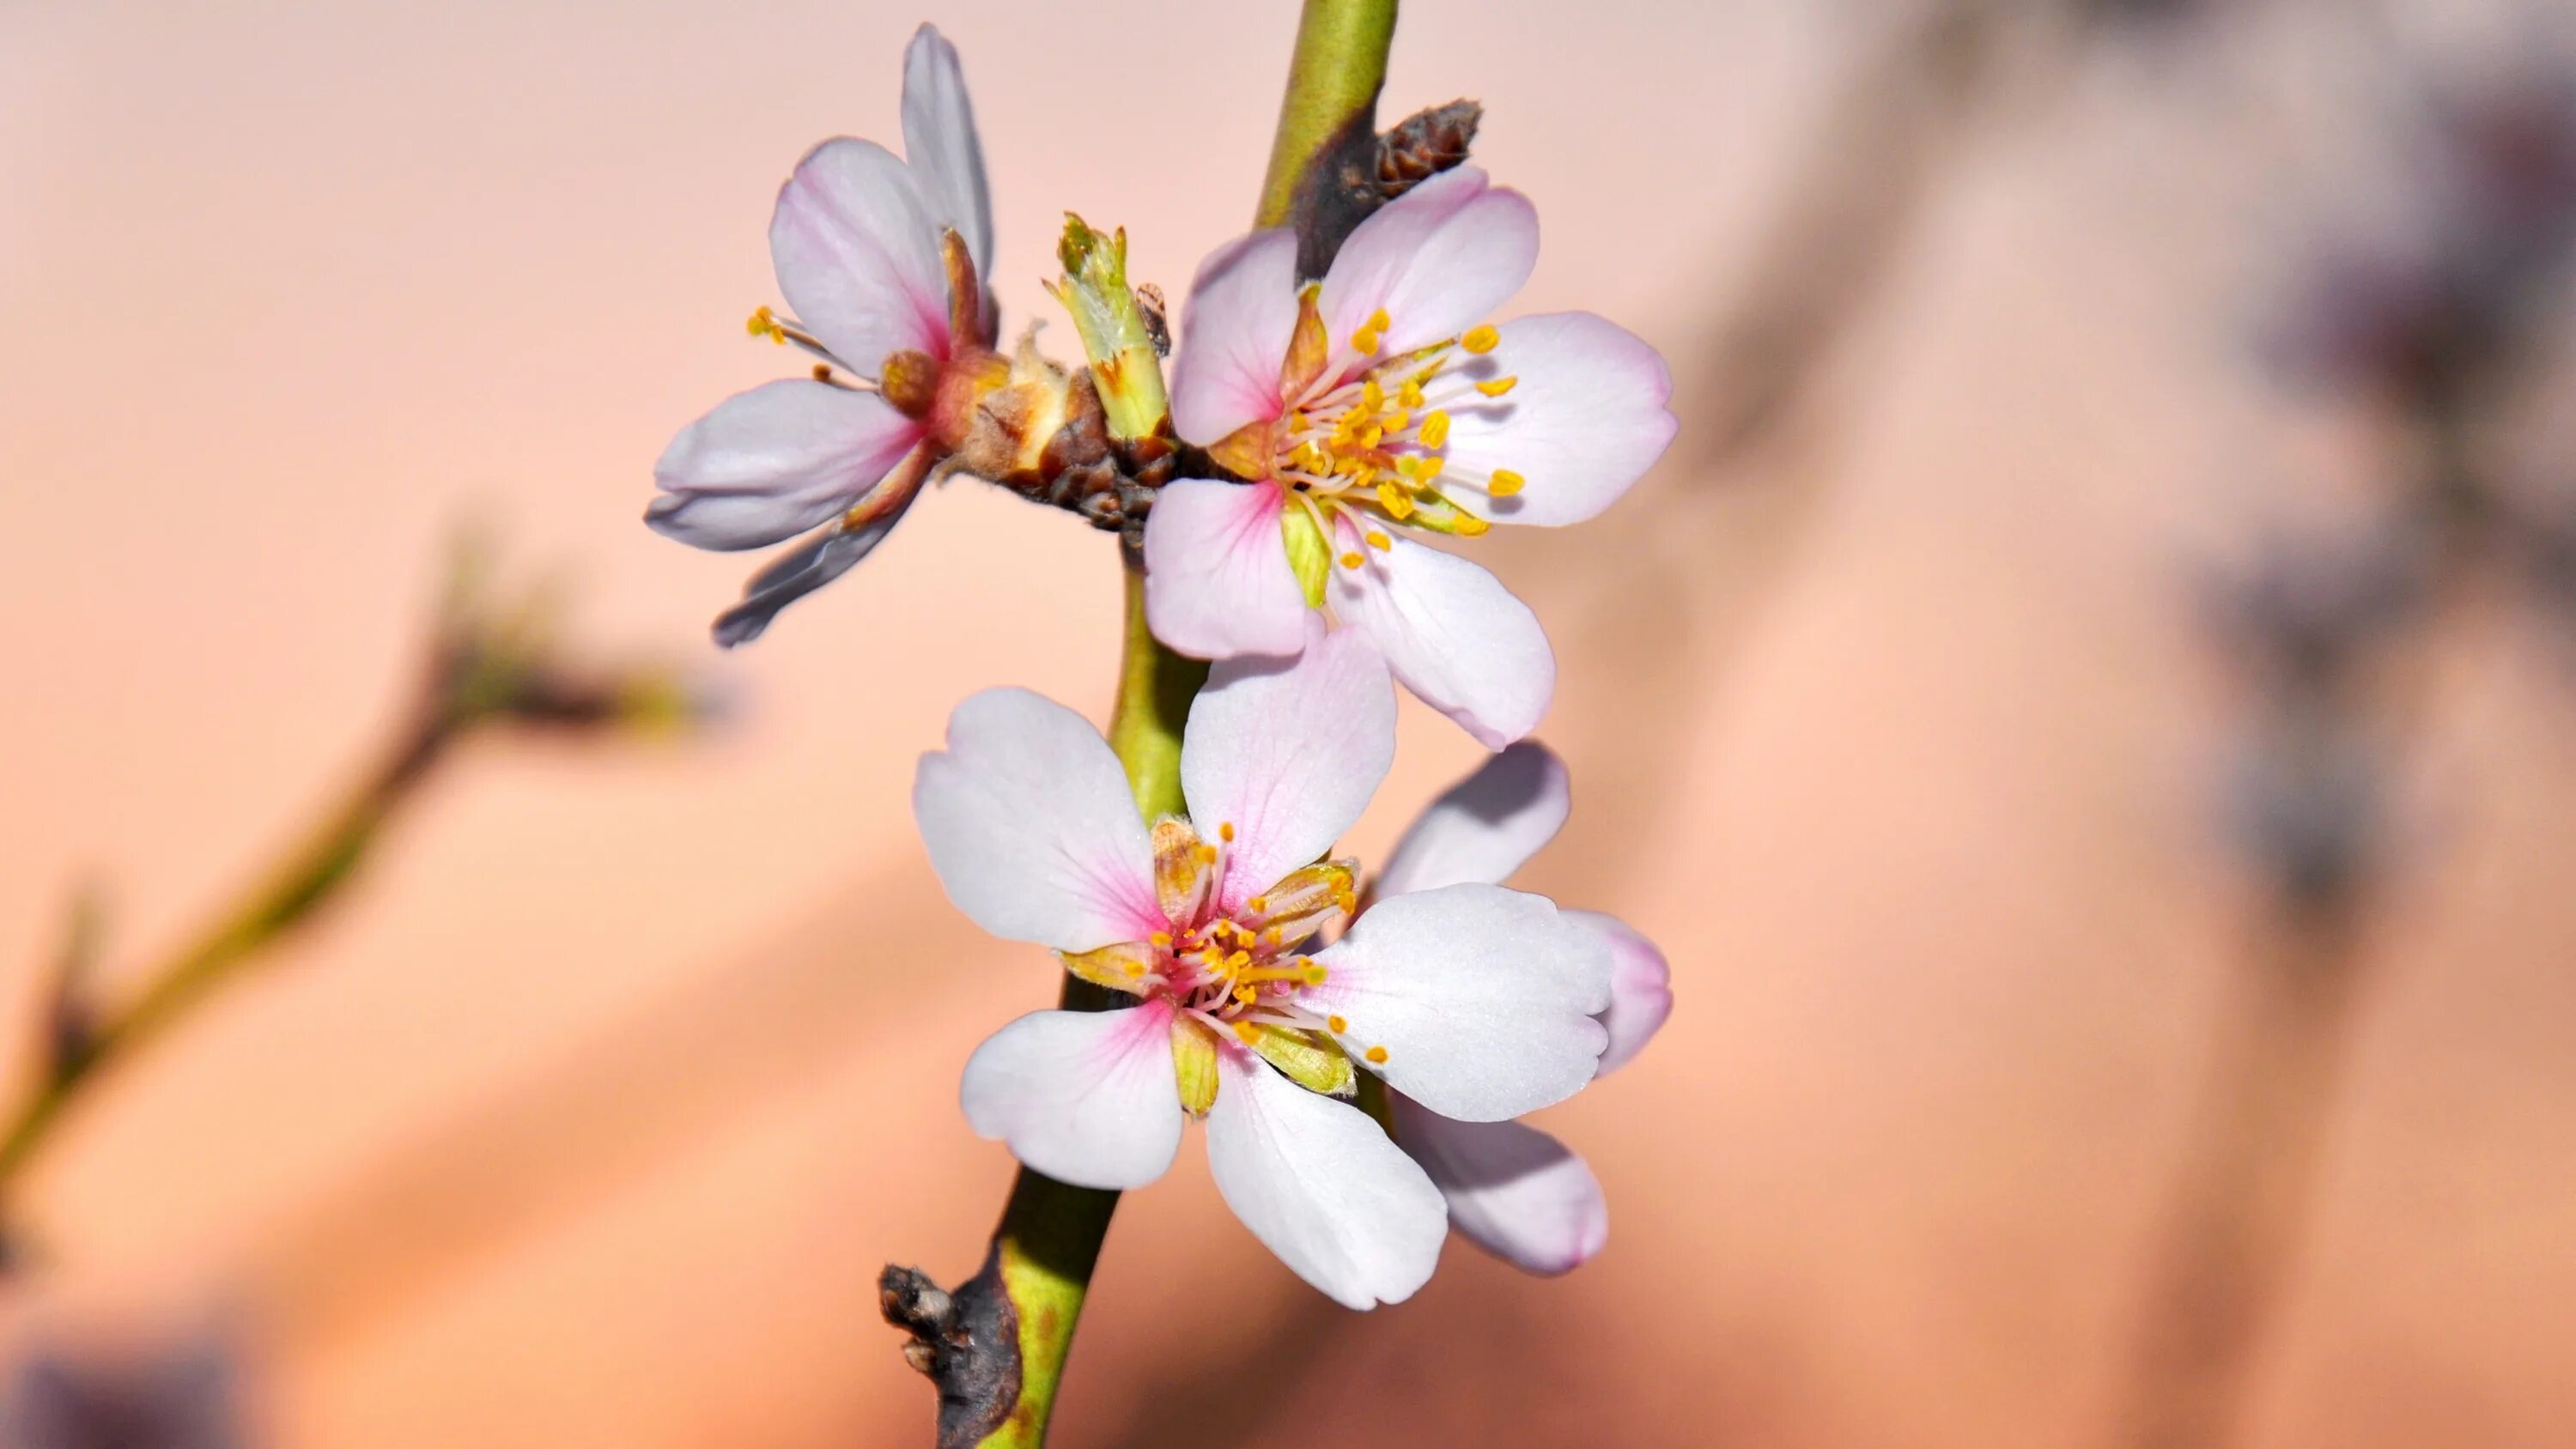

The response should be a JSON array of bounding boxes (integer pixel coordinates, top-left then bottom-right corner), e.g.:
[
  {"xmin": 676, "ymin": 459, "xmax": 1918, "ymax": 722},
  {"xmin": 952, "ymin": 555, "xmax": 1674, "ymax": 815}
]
[
  {"xmin": 747, "ymin": 305, "xmax": 787, "ymax": 343},
  {"xmin": 1261, "ymin": 304, "xmax": 1534, "ymax": 555}
]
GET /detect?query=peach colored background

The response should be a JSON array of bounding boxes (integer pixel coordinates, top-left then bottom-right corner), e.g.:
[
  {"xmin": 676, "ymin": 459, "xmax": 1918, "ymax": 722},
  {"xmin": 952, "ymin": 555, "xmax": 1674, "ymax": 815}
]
[{"xmin": 6, "ymin": 1, "xmax": 2576, "ymax": 1445}]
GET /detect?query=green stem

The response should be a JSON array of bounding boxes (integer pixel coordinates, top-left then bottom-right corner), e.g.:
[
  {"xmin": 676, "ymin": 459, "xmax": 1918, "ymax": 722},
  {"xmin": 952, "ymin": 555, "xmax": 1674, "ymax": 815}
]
[
  {"xmin": 952, "ymin": 9, "xmax": 1394, "ymax": 1441},
  {"xmin": 1255, "ymin": 0, "xmax": 1400, "ymax": 230},
  {"xmin": 0, "ymin": 714, "xmax": 453, "ymax": 1196}
]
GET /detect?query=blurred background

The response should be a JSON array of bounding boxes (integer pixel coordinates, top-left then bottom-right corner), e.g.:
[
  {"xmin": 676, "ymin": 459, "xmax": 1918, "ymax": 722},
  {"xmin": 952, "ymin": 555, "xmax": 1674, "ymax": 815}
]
[{"xmin": 7, "ymin": 0, "xmax": 2576, "ymax": 1443}]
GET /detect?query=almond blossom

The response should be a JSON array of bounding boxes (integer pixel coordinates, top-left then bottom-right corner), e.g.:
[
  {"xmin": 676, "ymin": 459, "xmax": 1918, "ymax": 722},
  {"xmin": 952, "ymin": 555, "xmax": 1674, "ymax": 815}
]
[
  {"xmin": 1371, "ymin": 741, "xmax": 1674, "ymax": 1275},
  {"xmin": 1145, "ymin": 167, "xmax": 1678, "ymax": 746},
  {"xmin": 647, "ymin": 26, "xmax": 1068, "ymax": 646},
  {"xmin": 913, "ymin": 626, "xmax": 1613, "ymax": 1307}
]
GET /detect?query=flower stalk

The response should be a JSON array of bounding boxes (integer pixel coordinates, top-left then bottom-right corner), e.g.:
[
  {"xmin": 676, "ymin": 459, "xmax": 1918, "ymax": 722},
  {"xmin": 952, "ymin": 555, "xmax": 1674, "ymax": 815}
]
[{"xmin": 882, "ymin": 3, "xmax": 1397, "ymax": 1442}]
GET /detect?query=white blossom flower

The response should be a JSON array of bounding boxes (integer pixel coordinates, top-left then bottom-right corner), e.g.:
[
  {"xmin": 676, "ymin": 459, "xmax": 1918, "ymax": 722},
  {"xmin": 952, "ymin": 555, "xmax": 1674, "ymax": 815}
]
[
  {"xmin": 1145, "ymin": 168, "xmax": 1677, "ymax": 745},
  {"xmin": 1372, "ymin": 742, "xmax": 1674, "ymax": 1274},
  {"xmin": 647, "ymin": 26, "xmax": 1069, "ymax": 646},
  {"xmin": 913, "ymin": 627, "xmax": 1613, "ymax": 1307}
]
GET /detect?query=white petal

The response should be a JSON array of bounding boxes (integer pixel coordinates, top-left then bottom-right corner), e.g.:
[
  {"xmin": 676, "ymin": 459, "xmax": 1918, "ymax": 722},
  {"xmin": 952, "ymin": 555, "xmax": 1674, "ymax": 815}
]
[
  {"xmin": 900, "ymin": 23, "xmax": 993, "ymax": 279},
  {"xmin": 1328, "ymin": 526, "xmax": 1554, "ymax": 749},
  {"xmin": 1320, "ymin": 167, "xmax": 1537, "ymax": 366},
  {"xmin": 769, "ymin": 137, "xmax": 951, "ymax": 375},
  {"xmin": 1204, "ymin": 1049, "xmax": 1447, "ymax": 1309},
  {"xmin": 914, "ymin": 688, "xmax": 1161, "ymax": 951},
  {"xmin": 1305, "ymin": 882, "xmax": 1610, "ymax": 1122},
  {"xmin": 1170, "ymin": 228, "xmax": 1300, "ymax": 445},
  {"xmin": 647, "ymin": 379, "xmax": 924, "ymax": 550},
  {"xmin": 1393, "ymin": 1094, "xmax": 1606, "ymax": 1276},
  {"xmin": 1566, "ymin": 910, "xmax": 1673, "ymax": 1076},
  {"xmin": 961, "ymin": 1003, "xmax": 1183, "ymax": 1190},
  {"xmin": 1141, "ymin": 479, "xmax": 1311, "ymax": 659},
  {"xmin": 1436, "ymin": 312, "xmax": 1676, "ymax": 527},
  {"xmin": 1375, "ymin": 741, "xmax": 1570, "ymax": 898},
  {"xmin": 1181, "ymin": 622, "xmax": 1394, "ymax": 912}
]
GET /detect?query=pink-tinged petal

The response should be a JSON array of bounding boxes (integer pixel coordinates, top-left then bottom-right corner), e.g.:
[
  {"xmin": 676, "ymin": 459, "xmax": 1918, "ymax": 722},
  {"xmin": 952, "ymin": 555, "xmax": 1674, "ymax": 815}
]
[
  {"xmin": 1306, "ymin": 883, "xmax": 1610, "ymax": 1122},
  {"xmin": 1204, "ymin": 1048, "xmax": 1446, "ymax": 1309},
  {"xmin": 1170, "ymin": 229, "xmax": 1300, "ymax": 445},
  {"xmin": 769, "ymin": 137, "xmax": 951, "ymax": 375},
  {"xmin": 711, "ymin": 451, "xmax": 930, "ymax": 647},
  {"xmin": 1566, "ymin": 910, "xmax": 1673, "ymax": 1076},
  {"xmin": 1142, "ymin": 479, "xmax": 1311, "ymax": 659},
  {"xmin": 1328, "ymin": 526, "xmax": 1555, "ymax": 749},
  {"xmin": 647, "ymin": 379, "xmax": 925, "ymax": 550},
  {"xmin": 1392, "ymin": 1094, "xmax": 1607, "ymax": 1276},
  {"xmin": 1375, "ymin": 741, "xmax": 1570, "ymax": 898},
  {"xmin": 961, "ymin": 1002, "xmax": 1182, "ymax": 1190},
  {"xmin": 900, "ymin": 23, "xmax": 993, "ymax": 280},
  {"xmin": 1436, "ymin": 312, "xmax": 1676, "ymax": 527},
  {"xmin": 914, "ymin": 688, "xmax": 1161, "ymax": 952},
  {"xmin": 1321, "ymin": 167, "xmax": 1537, "ymax": 367},
  {"xmin": 1181, "ymin": 621, "xmax": 1394, "ymax": 911}
]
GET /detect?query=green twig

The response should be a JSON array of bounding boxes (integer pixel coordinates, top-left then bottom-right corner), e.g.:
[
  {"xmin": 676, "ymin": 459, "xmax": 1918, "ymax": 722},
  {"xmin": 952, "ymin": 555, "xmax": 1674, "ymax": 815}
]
[{"xmin": 889, "ymin": 8, "xmax": 1396, "ymax": 1443}]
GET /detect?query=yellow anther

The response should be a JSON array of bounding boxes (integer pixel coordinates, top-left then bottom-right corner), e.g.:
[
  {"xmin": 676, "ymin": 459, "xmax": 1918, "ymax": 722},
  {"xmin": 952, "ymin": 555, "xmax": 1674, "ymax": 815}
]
[
  {"xmin": 1399, "ymin": 380, "xmax": 1426, "ymax": 409},
  {"xmin": 1150, "ymin": 931, "xmax": 1172, "ymax": 948},
  {"xmin": 1227, "ymin": 950, "xmax": 1251, "ymax": 969},
  {"xmin": 1358, "ymin": 424, "xmax": 1383, "ymax": 450},
  {"xmin": 1233, "ymin": 984, "xmax": 1258, "ymax": 1006},
  {"xmin": 1219, "ymin": 821, "xmax": 1236, "ymax": 843},
  {"xmin": 1367, "ymin": 308, "xmax": 1392, "ymax": 333},
  {"xmin": 1267, "ymin": 928, "xmax": 1286, "ymax": 947},
  {"xmin": 1419, "ymin": 411, "xmax": 1451, "ymax": 449},
  {"xmin": 1232, "ymin": 1020, "xmax": 1261, "ymax": 1045},
  {"xmin": 1352, "ymin": 328, "xmax": 1381, "ymax": 355},
  {"xmin": 1461, "ymin": 324, "xmax": 1500, "ymax": 354},
  {"xmin": 1453, "ymin": 512, "xmax": 1491, "ymax": 537},
  {"xmin": 1334, "ymin": 889, "xmax": 1357, "ymax": 912},
  {"xmin": 1376, "ymin": 481, "xmax": 1415, "ymax": 519},
  {"xmin": 1246, "ymin": 896, "xmax": 1268, "ymax": 913},
  {"xmin": 1340, "ymin": 551, "xmax": 1365, "ymax": 568},
  {"xmin": 1361, "ymin": 379, "xmax": 1385, "ymax": 413},
  {"xmin": 1476, "ymin": 375, "xmax": 1518, "ymax": 397},
  {"xmin": 1327, "ymin": 1015, "xmax": 1350, "ymax": 1034},
  {"xmin": 747, "ymin": 306, "xmax": 787, "ymax": 343},
  {"xmin": 1303, "ymin": 963, "xmax": 1327, "ymax": 985},
  {"xmin": 1364, "ymin": 530, "xmax": 1391, "ymax": 551},
  {"xmin": 1196, "ymin": 843, "xmax": 1219, "ymax": 864},
  {"xmin": 1364, "ymin": 1045, "xmax": 1389, "ymax": 1064},
  {"xmin": 1488, "ymin": 469, "xmax": 1526, "ymax": 497}
]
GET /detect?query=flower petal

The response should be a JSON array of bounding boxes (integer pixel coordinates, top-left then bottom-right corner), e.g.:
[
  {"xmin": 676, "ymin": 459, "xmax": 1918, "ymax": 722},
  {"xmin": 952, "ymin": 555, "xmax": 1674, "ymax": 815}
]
[
  {"xmin": 1181, "ymin": 622, "xmax": 1394, "ymax": 912},
  {"xmin": 1204, "ymin": 1048, "xmax": 1447, "ymax": 1309},
  {"xmin": 1142, "ymin": 479, "xmax": 1311, "ymax": 659},
  {"xmin": 961, "ymin": 1003, "xmax": 1183, "ymax": 1190},
  {"xmin": 1170, "ymin": 228, "xmax": 1301, "ymax": 445},
  {"xmin": 914, "ymin": 688, "xmax": 1162, "ymax": 951},
  {"xmin": 1566, "ymin": 910, "xmax": 1673, "ymax": 1076},
  {"xmin": 708, "ymin": 450, "xmax": 930, "ymax": 647},
  {"xmin": 1328, "ymin": 526, "xmax": 1555, "ymax": 749},
  {"xmin": 1305, "ymin": 882, "xmax": 1610, "ymax": 1122},
  {"xmin": 1435, "ymin": 312, "xmax": 1676, "ymax": 527},
  {"xmin": 647, "ymin": 379, "xmax": 925, "ymax": 551},
  {"xmin": 899, "ymin": 23, "xmax": 993, "ymax": 281},
  {"xmin": 1321, "ymin": 167, "xmax": 1537, "ymax": 367},
  {"xmin": 1375, "ymin": 741, "xmax": 1570, "ymax": 898},
  {"xmin": 769, "ymin": 137, "xmax": 951, "ymax": 375},
  {"xmin": 1392, "ymin": 1093, "xmax": 1606, "ymax": 1276}
]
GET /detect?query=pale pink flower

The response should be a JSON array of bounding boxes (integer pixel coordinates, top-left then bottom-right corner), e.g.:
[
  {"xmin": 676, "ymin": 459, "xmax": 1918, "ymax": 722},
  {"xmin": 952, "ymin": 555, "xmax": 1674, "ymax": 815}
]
[
  {"xmin": 913, "ymin": 627, "xmax": 1613, "ymax": 1307},
  {"xmin": 1145, "ymin": 167, "xmax": 1678, "ymax": 746},
  {"xmin": 647, "ymin": 25, "xmax": 1026, "ymax": 646},
  {"xmin": 1371, "ymin": 742, "xmax": 1674, "ymax": 1275}
]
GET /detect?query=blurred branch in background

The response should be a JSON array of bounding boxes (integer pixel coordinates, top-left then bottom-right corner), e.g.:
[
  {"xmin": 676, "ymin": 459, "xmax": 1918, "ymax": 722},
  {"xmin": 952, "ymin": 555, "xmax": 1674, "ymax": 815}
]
[
  {"xmin": 2117, "ymin": 48, "xmax": 2576, "ymax": 1449},
  {"xmin": 0, "ymin": 531, "xmax": 720, "ymax": 1264}
]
